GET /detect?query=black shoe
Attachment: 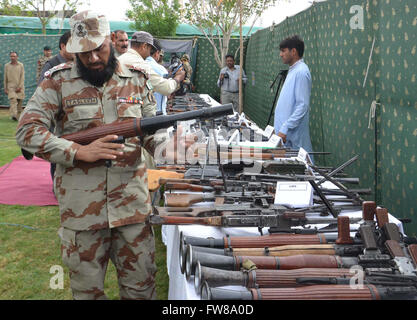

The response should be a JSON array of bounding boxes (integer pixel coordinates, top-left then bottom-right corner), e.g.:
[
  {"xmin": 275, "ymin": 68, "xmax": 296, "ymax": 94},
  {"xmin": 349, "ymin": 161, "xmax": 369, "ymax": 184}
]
[{"xmin": 11, "ymin": 116, "xmax": 17, "ymax": 121}]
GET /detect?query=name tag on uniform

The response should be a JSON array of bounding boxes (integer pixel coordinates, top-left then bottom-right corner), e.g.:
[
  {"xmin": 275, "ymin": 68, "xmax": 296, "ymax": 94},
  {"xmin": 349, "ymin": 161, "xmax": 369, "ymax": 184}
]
[
  {"xmin": 118, "ymin": 96, "xmax": 143, "ymax": 105},
  {"xmin": 66, "ymin": 97, "xmax": 98, "ymax": 107}
]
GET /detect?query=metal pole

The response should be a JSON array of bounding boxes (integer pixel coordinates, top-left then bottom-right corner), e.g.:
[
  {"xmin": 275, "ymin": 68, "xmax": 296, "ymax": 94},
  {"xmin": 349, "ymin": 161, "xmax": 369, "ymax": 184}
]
[{"xmin": 239, "ymin": 0, "xmax": 243, "ymax": 114}]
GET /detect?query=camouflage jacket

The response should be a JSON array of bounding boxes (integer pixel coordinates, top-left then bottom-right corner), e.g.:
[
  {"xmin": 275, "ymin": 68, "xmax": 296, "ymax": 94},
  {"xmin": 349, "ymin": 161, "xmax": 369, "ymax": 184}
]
[
  {"xmin": 182, "ymin": 61, "xmax": 193, "ymax": 85},
  {"xmin": 16, "ymin": 61, "xmax": 158, "ymax": 231},
  {"xmin": 36, "ymin": 56, "xmax": 51, "ymax": 82}
]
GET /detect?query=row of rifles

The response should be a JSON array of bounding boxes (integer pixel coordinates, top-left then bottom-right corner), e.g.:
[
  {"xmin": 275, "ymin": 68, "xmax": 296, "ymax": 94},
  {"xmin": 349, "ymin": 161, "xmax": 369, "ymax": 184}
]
[{"xmin": 148, "ymin": 97, "xmax": 417, "ymax": 300}]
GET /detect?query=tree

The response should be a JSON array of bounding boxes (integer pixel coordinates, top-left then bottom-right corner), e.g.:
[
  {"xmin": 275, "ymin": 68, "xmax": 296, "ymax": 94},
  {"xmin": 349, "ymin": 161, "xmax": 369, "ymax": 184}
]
[
  {"xmin": 126, "ymin": 0, "xmax": 181, "ymax": 37},
  {"xmin": 1, "ymin": 0, "xmax": 84, "ymax": 34},
  {"xmin": 184, "ymin": 0, "xmax": 279, "ymax": 68}
]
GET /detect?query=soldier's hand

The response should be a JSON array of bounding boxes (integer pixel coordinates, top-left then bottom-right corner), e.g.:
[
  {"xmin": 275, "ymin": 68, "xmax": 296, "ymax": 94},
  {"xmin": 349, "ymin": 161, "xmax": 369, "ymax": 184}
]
[
  {"xmin": 74, "ymin": 135, "xmax": 124, "ymax": 163},
  {"xmin": 4, "ymin": 89, "xmax": 8, "ymax": 95},
  {"xmin": 220, "ymin": 73, "xmax": 225, "ymax": 81},
  {"xmin": 16, "ymin": 88, "xmax": 22, "ymax": 93}
]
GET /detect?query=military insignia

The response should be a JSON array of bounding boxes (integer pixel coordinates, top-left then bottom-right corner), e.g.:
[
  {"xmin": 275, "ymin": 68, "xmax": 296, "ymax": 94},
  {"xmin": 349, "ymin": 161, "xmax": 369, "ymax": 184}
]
[
  {"xmin": 44, "ymin": 62, "xmax": 72, "ymax": 79},
  {"xmin": 118, "ymin": 96, "xmax": 143, "ymax": 105},
  {"xmin": 128, "ymin": 65, "xmax": 149, "ymax": 79},
  {"xmin": 65, "ymin": 97, "xmax": 99, "ymax": 107},
  {"xmin": 74, "ymin": 22, "xmax": 88, "ymax": 38}
]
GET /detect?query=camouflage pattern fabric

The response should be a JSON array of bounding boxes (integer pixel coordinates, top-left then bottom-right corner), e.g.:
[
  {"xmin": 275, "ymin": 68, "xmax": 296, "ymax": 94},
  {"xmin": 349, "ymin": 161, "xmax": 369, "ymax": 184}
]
[
  {"xmin": 36, "ymin": 55, "xmax": 51, "ymax": 82},
  {"xmin": 59, "ymin": 222, "xmax": 157, "ymax": 300},
  {"xmin": 66, "ymin": 11, "xmax": 110, "ymax": 54},
  {"xmin": 16, "ymin": 60, "xmax": 156, "ymax": 231},
  {"xmin": 182, "ymin": 60, "xmax": 193, "ymax": 86}
]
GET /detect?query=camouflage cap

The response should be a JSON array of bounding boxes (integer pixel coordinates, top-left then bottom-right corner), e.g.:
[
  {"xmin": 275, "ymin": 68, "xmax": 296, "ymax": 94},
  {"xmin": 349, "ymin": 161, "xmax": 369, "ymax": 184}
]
[
  {"xmin": 181, "ymin": 54, "xmax": 190, "ymax": 61},
  {"xmin": 66, "ymin": 11, "xmax": 110, "ymax": 54}
]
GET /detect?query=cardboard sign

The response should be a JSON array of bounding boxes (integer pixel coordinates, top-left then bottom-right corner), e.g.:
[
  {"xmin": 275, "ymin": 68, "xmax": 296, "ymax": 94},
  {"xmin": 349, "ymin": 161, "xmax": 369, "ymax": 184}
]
[{"xmin": 274, "ymin": 181, "xmax": 313, "ymax": 208}]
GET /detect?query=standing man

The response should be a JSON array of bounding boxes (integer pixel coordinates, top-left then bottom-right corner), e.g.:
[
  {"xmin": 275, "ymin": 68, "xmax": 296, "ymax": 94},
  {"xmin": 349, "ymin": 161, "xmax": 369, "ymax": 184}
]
[
  {"xmin": 16, "ymin": 11, "xmax": 159, "ymax": 300},
  {"xmin": 145, "ymin": 39, "xmax": 169, "ymax": 115},
  {"xmin": 273, "ymin": 35, "xmax": 313, "ymax": 153},
  {"xmin": 38, "ymin": 31, "xmax": 74, "ymax": 85},
  {"xmin": 118, "ymin": 31, "xmax": 184, "ymax": 96},
  {"xmin": 180, "ymin": 54, "xmax": 193, "ymax": 94},
  {"xmin": 217, "ymin": 54, "xmax": 247, "ymax": 112},
  {"xmin": 4, "ymin": 51, "xmax": 25, "ymax": 121},
  {"xmin": 119, "ymin": 31, "xmax": 185, "ymax": 190},
  {"xmin": 36, "ymin": 46, "xmax": 52, "ymax": 83},
  {"xmin": 111, "ymin": 30, "xmax": 129, "ymax": 58}
]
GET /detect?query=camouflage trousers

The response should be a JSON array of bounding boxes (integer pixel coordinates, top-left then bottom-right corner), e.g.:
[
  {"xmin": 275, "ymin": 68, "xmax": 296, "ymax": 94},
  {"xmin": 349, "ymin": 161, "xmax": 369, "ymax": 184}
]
[
  {"xmin": 58, "ymin": 222, "xmax": 157, "ymax": 300},
  {"xmin": 9, "ymin": 98, "xmax": 23, "ymax": 119},
  {"xmin": 220, "ymin": 91, "xmax": 240, "ymax": 112}
]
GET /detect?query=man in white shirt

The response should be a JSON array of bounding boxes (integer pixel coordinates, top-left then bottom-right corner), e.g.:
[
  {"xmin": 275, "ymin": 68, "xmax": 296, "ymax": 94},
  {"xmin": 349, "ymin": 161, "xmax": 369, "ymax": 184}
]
[
  {"xmin": 217, "ymin": 54, "xmax": 247, "ymax": 112},
  {"xmin": 118, "ymin": 31, "xmax": 184, "ymax": 99},
  {"xmin": 145, "ymin": 39, "xmax": 169, "ymax": 115}
]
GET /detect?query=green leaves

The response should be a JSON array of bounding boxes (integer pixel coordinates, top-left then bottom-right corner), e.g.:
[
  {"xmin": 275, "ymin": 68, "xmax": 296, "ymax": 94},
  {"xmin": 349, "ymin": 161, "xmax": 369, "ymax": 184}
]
[{"xmin": 126, "ymin": 0, "xmax": 180, "ymax": 37}]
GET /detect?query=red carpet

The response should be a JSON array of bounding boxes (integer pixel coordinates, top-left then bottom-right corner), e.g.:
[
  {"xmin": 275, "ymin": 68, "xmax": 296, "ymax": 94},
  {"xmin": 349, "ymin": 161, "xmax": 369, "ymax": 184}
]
[{"xmin": 0, "ymin": 156, "xmax": 58, "ymax": 206}]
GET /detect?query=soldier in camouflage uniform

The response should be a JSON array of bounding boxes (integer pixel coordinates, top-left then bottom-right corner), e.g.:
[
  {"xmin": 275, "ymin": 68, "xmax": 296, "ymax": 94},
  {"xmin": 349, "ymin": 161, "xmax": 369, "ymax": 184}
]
[
  {"xmin": 16, "ymin": 11, "xmax": 159, "ymax": 300},
  {"xmin": 36, "ymin": 46, "xmax": 52, "ymax": 83},
  {"xmin": 180, "ymin": 54, "xmax": 193, "ymax": 93}
]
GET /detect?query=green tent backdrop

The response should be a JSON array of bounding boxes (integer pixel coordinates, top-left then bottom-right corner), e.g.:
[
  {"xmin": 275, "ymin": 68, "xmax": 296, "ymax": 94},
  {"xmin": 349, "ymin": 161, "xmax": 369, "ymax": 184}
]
[
  {"xmin": 243, "ymin": 0, "xmax": 416, "ymax": 236},
  {"xmin": 0, "ymin": 1, "xmax": 415, "ymax": 235}
]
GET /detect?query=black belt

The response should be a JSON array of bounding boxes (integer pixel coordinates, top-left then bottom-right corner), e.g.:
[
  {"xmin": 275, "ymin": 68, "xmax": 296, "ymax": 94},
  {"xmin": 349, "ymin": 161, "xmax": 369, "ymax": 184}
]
[{"xmin": 223, "ymin": 90, "xmax": 239, "ymax": 93}]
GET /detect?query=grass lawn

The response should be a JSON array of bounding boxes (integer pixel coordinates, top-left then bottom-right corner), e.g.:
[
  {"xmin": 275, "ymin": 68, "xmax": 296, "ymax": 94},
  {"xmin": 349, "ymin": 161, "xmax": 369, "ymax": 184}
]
[{"xmin": 0, "ymin": 109, "xmax": 169, "ymax": 300}]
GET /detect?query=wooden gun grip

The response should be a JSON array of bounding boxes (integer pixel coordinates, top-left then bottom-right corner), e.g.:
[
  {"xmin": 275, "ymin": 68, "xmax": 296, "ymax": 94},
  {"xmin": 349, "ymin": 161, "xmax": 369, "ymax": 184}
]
[
  {"xmin": 362, "ymin": 201, "xmax": 376, "ymax": 221},
  {"xmin": 336, "ymin": 216, "xmax": 354, "ymax": 244},
  {"xmin": 385, "ymin": 240, "xmax": 405, "ymax": 257},
  {"xmin": 375, "ymin": 207, "xmax": 389, "ymax": 228}
]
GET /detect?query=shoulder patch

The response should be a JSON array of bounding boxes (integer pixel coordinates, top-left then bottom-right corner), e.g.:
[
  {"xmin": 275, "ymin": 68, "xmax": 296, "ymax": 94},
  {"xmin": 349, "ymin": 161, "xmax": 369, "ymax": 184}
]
[
  {"xmin": 44, "ymin": 62, "xmax": 73, "ymax": 79},
  {"xmin": 128, "ymin": 65, "xmax": 149, "ymax": 79}
]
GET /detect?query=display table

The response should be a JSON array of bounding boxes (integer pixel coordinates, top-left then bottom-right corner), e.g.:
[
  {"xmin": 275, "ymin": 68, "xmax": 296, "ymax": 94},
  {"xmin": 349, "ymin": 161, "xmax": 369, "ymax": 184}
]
[{"xmin": 161, "ymin": 186, "xmax": 404, "ymax": 300}]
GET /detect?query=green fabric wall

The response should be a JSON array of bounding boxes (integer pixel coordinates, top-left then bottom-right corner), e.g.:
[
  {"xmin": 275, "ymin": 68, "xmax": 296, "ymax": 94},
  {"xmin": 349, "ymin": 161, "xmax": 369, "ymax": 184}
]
[
  {"xmin": 193, "ymin": 37, "xmax": 242, "ymax": 101},
  {"xmin": 0, "ymin": 34, "xmax": 241, "ymax": 107},
  {"xmin": 0, "ymin": 34, "xmax": 61, "ymax": 105},
  {"xmin": 243, "ymin": 0, "xmax": 417, "ymax": 236}
]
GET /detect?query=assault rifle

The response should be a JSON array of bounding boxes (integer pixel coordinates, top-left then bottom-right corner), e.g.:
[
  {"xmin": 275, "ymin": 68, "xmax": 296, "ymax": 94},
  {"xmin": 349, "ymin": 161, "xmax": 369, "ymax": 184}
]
[{"xmin": 150, "ymin": 206, "xmax": 362, "ymax": 232}]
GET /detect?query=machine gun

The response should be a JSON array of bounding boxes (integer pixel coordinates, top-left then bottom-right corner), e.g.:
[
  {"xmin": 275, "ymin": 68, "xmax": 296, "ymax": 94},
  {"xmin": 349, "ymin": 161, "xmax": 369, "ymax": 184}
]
[{"xmin": 150, "ymin": 206, "xmax": 362, "ymax": 232}]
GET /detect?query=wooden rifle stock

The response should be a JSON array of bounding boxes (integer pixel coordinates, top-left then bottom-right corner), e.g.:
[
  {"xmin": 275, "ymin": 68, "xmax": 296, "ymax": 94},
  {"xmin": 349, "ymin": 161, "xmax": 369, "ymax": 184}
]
[
  {"xmin": 164, "ymin": 193, "xmax": 210, "ymax": 207},
  {"xmin": 165, "ymin": 182, "xmax": 214, "ymax": 192},
  {"xmin": 147, "ymin": 170, "xmax": 184, "ymax": 191}
]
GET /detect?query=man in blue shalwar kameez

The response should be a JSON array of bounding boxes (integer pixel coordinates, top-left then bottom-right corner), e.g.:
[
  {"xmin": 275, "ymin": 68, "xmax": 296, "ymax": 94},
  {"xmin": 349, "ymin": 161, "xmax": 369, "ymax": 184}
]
[{"xmin": 274, "ymin": 35, "xmax": 313, "ymax": 154}]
